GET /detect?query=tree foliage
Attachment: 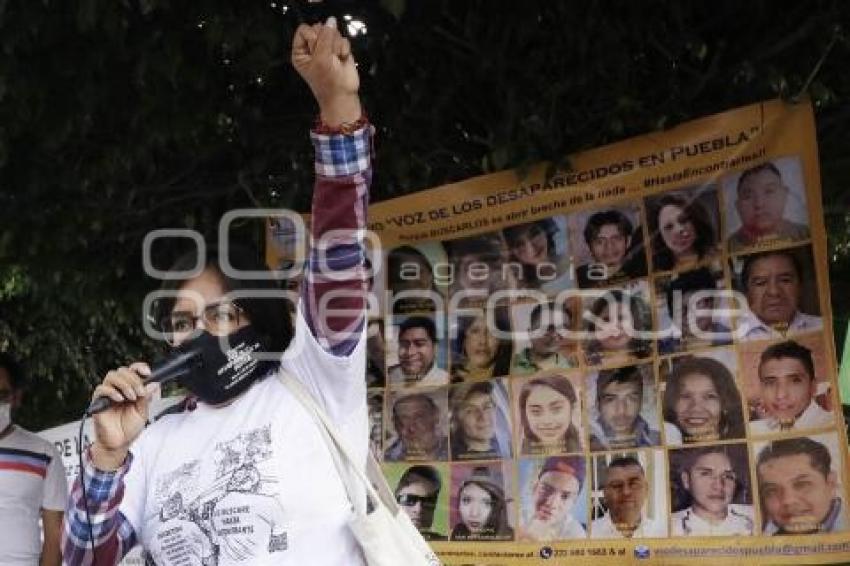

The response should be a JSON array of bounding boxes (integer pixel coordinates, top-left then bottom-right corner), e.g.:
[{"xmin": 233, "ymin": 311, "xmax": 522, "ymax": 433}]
[{"xmin": 1, "ymin": 0, "xmax": 849, "ymax": 429}]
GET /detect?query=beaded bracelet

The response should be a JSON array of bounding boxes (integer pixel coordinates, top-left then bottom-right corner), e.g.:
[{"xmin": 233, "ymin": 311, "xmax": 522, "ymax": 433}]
[{"xmin": 313, "ymin": 113, "xmax": 370, "ymax": 135}]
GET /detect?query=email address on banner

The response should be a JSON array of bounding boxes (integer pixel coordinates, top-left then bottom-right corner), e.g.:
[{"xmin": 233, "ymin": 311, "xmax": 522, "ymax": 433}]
[{"xmin": 654, "ymin": 541, "xmax": 850, "ymax": 558}]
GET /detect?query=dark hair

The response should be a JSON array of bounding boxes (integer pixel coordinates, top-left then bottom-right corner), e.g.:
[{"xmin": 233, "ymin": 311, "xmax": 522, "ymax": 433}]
[
  {"xmin": 584, "ymin": 210, "xmax": 633, "ymax": 246},
  {"xmin": 518, "ymin": 375, "xmax": 582, "ymax": 454},
  {"xmin": 529, "ymin": 301, "xmax": 573, "ymax": 330},
  {"xmin": 756, "ymin": 437, "xmax": 831, "ymax": 480},
  {"xmin": 444, "ymin": 235, "xmax": 502, "ymax": 263},
  {"xmin": 607, "ymin": 456, "xmax": 644, "ymax": 475},
  {"xmin": 399, "ymin": 316, "xmax": 437, "ymax": 344},
  {"xmin": 674, "ymin": 445, "xmax": 749, "ymax": 511},
  {"xmin": 0, "ymin": 352, "xmax": 24, "ymax": 390},
  {"xmin": 664, "ymin": 267, "xmax": 718, "ymax": 317},
  {"xmin": 388, "ymin": 246, "xmax": 434, "ymax": 288},
  {"xmin": 539, "ymin": 455, "xmax": 585, "ymax": 490},
  {"xmin": 451, "ymin": 467, "xmax": 513, "ymax": 540},
  {"xmin": 596, "ymin": 365, "xmax": 645, "ymax": 406},
  {"xmin": 397, "ymin": 465, "xmax": 442, "ymax": 494},
  {"xmin": 584, "ymin": 290, "xmax": 653, "ymax": 363},
  {"xmin": 759, "ymin": 340, "xmax": 815, "ymax": 382},
  {"xmin": 662, "ymin": 356, "xmax": 746, "ymax": 441},
  {"xmin": 737, "ymin": 162, "xmax": 783, "ymax": 194},
  {"xmin": 451, "ymin": 308, "xmax": 512, "ymax": 380},
  {"xmin": 649, "ymin": 192, "xmax": 716, "ymax": 271},
  {"xmin": 740, "ymin": 250, "xmax": 802, "ymax": 293},
  {"xmin": 152, "ymin": 244, "xmax": 293, "ymax": 353},
  {"xmin": 392, "ymin": 393, "xmax": 438, "ymax": 424},
  {"xmin": 502, "ymin": 219, "xmax": 559, "ymax": 287}
]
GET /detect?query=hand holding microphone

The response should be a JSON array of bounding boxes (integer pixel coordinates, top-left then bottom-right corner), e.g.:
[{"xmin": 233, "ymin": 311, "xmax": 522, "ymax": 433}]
[{"xmin": 87, "ymin": 350, "xmax": 201, "ymax": 471}]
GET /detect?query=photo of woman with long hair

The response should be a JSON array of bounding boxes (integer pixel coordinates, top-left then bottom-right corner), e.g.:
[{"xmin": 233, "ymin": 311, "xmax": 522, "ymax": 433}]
[
  {"xmin": 450, "ymin": 465, "xmax": 514, "ymax": 541},
  {"xmin": 516, "ymin": 374, "xmax": 583, "ymax": 456},
  {"xmin": 662, "ymin": 355, "xmax": 746, "ymax": 445},
  {"xmin": 646, "ymin": 190, "xmax": 720, "ymax": 272},
  {"xmin": 583, "ymin": 289, "xmax": 653, "ymax": 368},
  {"xmin": 450, "ymin": 308, "xmax": 513, "ymax": 382},
  {"xmin": 501, "ymin": 217, "xmax": 571, "ymax": 293}
]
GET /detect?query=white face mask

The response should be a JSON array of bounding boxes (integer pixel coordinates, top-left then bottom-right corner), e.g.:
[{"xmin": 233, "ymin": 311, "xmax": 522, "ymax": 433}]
[{"xmin": 0, "ymin": 402, "xmax": 10, "ymax": 431}]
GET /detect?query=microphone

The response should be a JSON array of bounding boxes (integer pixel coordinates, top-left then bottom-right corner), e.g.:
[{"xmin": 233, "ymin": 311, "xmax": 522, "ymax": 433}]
[{"xmin": 85, "ymin": 349, "xmax": 203, "ymax": 416}]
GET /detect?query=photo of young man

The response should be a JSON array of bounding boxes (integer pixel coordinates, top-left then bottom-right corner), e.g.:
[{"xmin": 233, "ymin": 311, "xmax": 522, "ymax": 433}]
[
  {"xmin": 589, "ymin": 365, "xmax": 661, "ymax": 451},
  {"xmin": 669, "ymin": 445, "xmax": 754, "ymax": 536},
  {"xmin": 518, "ymin": 456, "xmax": 587, "ymax": 541},
  {"xmin": 748, "ymin": 340, "xmax": 834, "ymax": 434},
  {"xmin": 573, "ymin": 206, "xmax": 647, "ymax": 288}
]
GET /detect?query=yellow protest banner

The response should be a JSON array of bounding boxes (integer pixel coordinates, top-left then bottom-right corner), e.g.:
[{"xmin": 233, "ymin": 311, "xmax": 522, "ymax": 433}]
[{"xmin": 269, "ymin": 99, "xmax": 849, "ymax": 565}]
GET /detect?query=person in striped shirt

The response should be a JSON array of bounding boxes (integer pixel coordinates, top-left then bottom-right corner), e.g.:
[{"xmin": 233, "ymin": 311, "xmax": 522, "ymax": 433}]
[{"xmin": 0, "ymin": 352, "xmax": 67, "ymax": 566}]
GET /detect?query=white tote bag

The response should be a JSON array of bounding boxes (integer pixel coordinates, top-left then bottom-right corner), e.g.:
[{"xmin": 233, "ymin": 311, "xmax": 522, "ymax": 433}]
[{"xmin": 278, "ymin": 371, "xmax": 443, "ymax": 566}]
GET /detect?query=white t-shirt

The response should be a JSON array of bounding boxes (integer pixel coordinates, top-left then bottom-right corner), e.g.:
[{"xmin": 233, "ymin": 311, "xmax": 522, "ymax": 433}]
[
  {"xmin": 121, "ymin": 309, "xmax": 368, "ymax": 566},
  {"xmin": 0, "ymin": 425, "xmax": 68, "ymax": 565}
]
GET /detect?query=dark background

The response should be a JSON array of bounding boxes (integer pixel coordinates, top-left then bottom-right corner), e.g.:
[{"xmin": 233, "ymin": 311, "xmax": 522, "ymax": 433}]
[{"xmin": 1, "ymin": 0, "xmax": 849, "ymax": 431}]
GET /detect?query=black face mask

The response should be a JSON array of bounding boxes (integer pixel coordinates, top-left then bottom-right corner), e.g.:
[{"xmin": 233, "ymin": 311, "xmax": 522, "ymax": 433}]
[{"xmin": 177, "ymin": 325, "xmax": 277, "ymax": 405}]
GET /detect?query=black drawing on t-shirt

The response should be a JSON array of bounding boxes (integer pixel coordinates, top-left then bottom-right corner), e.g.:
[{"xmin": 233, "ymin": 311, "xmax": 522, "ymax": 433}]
[{"xmin": 147, "ymin": 424, "xmax": 288, "ymax": 565}]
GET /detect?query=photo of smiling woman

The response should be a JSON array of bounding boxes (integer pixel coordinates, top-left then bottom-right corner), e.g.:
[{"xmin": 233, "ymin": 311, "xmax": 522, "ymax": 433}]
[
  {"xmin": 583, "ymin": 288, "xmax": 654, "ymax": 368},
  {"xmin": 645, "ymin": 188, "xmax": 721, "ymax": 273},
  {"xmin": 450, "ymin": 463, "xmax": 515, "ymax": 541},
  {"xmin": 501, "ymin": 216, "xmax": 572, "ymax": 294},
  {"xmin": 661, "ymin": 352, "xmax": 746, "ymax": 445},
  {"xmin": 515, "ymin": 374, "xmax": 584, "ymax": 456},
  {"xmin": 450, "ymin": 307, "xmax": 513, "ymax": 382}
]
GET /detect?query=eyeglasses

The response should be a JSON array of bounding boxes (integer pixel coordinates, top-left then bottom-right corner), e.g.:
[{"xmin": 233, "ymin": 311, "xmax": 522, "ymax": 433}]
[
  {"xmin": 161, "ymin": 301, "xmax": 245, "ymax": 344},
  {"xmin": 396, "ymin": 493, "xmax": 438, "ymax": 509}
]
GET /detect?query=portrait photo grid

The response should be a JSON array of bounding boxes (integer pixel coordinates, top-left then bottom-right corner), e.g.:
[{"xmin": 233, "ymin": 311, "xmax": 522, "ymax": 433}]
[{"xmin": 359, "ymin": 154, "xmax": 847, "ymax": 543}]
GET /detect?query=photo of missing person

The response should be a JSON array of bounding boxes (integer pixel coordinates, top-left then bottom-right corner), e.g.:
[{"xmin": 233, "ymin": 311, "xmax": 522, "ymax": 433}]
[
  {"xmin": 387, "ymin": 313, "xmax": 449, "ymax": 388},
  {"xmin": 449, "ymin": 379, "xmax": 512, "ymax": 460},
  {"xmin": 450, "ymin": 462, "xmax": 515, "ymax": 541},
  {"xmin": 385, "ymin": 462, "xmax": 450, "ymax": 541},
  {"xmin": 449, "ymin": 306, "xmax": 513, "ymax": 383},
  {"xmin": 659, "ymin": 349, "xmax": 746, "ymax": 445},
  {"xmin": 588, "ymin": 364, "xmax": 661, "ymax": 451},
  {"xmin": 669, "ymin": 444, "xmax": 755, "ymax": 536},
  {"xmin": 645, "ymin": 186, "xmax": 722, "ymax": 273},
  {"xmin": 722, "ymin": 157, "xmax": 811, "ymax": 253},
  {"xmin": 443, "ymin": 233, "xmax": 510, "ymax": 306},
  {"xmin": 366, "ymin": 318, "xmax": 386, "ymax": 388},
  {"xmin": 655, "ymin": 264, "xmax": 733, "ymax": 355},
  {"xmin": 513, "ymin": 372, "xmax": 585, "ymax": 456},
  {"xmin": 570, "ymin": 204, "xmax": 648, "ymax": 288},
  {"xmin": 500, "ymin": 216, "xmax": 573, "ymax": 294},
  {"xmin": 740, "ymin": 336, "xmax": 835, "ymax": 435},
  {"xmin": 387, "ymin": 243, "xmax": 444, "ymax": 314},
  {"xmin": 754, "ymin": 433, "xmax": 847, "ymax": 535},
  {"xmin": 582, "ymin": 283, "xmax": 654, "ymax": 368},
  {"xmin": 384, "ymin": 388, "xmax": 449, "ymax": 462},
  {"xmin": 510, "ymin": 299, "xmax": 580, "ymax": 375},
  {"xmin": 732, "ymin": 245, "xmax": 823, "ymax": 340},
  {"xmin": 368, "ymin": 391, "xmax": 384, "ymax": 461},
  {"xmin": 590, "ymin": 450, "xmax": 667, "ymax": 539},
  {"xmin": 517, "ymin": 456, "xmax": 588, "ymax": 541}
]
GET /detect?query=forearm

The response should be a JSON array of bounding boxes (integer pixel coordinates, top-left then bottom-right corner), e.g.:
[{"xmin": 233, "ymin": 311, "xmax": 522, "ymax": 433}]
[
  {"xmin": 39, "ymin": 537, "xmax": 61, "ymax": 566},
  {"xmin": 301, "ymin": 119, "xmax": 373, "ymax": 356},
  {"xmin": 62, "ymin": 450, "xmax": 137, "ymax": 565}
]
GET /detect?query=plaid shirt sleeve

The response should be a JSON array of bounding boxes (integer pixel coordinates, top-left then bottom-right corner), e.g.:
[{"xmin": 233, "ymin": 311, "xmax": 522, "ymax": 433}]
[
  {"xmin": 62, "ymin": 449, "xmax": 138, "ymax": 565},
  {"xmin": 302, "ymin": 124, "xmax": 373, "ymax": 357}
]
